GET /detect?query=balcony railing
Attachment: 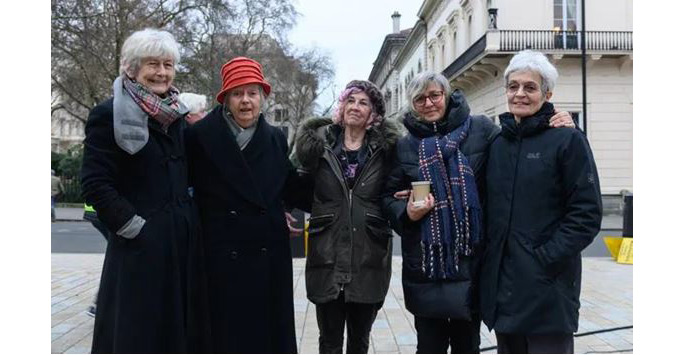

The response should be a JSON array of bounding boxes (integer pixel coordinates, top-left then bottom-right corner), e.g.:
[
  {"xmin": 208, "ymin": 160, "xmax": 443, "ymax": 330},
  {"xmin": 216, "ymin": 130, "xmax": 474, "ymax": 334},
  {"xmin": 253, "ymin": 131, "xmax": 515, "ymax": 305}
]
[{"xmin": 499, "ymin": 30, "xmax": 632, "ymax": 51}]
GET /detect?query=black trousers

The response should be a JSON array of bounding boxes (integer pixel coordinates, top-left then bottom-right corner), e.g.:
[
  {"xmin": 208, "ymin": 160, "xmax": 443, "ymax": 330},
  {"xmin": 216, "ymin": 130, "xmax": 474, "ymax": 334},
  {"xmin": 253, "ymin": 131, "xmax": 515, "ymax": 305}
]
[
  {"xmin": 495, "ymin": 332, "xmax": 574, "ymax": 354},
  {"xmin": 315, "ymin": 291, "xmax": 381, "ymax": 353},
  {"xmin": 414, "ymin": 315, "xmax": 481, "ymax": 353}
]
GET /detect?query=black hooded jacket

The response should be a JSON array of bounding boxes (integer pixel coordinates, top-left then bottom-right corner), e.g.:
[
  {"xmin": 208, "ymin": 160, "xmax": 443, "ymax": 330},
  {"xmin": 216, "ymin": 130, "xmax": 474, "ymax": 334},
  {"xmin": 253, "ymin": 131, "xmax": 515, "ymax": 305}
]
[
  {"xmin": 295, "ymin": 118, "xmax": 401, "ymax": 304},
  {"xmin": 480, "ymin": 102, "xmax": 603, "ymax": 334},
  {"xmin": 381, "ymin": 90, "xmax": 499, "ymax": 319}
]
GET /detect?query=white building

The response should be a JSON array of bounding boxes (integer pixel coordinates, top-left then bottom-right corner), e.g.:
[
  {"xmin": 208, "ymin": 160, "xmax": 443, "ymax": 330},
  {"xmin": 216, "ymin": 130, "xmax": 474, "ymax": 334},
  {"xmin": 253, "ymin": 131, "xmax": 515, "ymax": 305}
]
[{"xmin": 369, "ymin": 0, "xmax": 633, "ymax": 196}]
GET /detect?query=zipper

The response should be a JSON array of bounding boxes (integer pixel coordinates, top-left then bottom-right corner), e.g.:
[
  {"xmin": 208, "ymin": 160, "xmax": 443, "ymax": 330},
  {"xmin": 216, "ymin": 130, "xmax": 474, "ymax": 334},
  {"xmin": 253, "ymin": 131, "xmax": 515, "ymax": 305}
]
[{"xmin": 503, "ymin": 136, "xmax": 523, "ymax": 245}]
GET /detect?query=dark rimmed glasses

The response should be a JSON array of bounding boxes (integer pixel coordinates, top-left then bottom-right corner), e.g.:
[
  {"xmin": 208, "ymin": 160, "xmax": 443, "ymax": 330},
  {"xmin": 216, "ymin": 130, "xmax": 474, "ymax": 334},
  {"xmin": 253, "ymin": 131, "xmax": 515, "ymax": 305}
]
[{"xmin": 413, "ymin": 91, "xmax": 444, "ymax": 108}]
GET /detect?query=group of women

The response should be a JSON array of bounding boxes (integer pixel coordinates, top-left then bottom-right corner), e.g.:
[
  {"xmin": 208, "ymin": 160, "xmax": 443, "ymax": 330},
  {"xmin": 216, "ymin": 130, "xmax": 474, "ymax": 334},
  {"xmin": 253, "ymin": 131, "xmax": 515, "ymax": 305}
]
[{"xmin": 81, "ymin": 27, "xmax": 602, "ymax": 354}]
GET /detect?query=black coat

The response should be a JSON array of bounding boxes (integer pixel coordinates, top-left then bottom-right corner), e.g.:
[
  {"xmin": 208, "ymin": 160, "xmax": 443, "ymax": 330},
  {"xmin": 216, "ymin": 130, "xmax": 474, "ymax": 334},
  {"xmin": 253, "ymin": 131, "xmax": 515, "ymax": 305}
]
[
  {"xmin": 185, "ymin": 107, "xmax": 303, "ymax": 353},
  {"xmin": 480, "ymin": 102, "xmax": 603, "ymax": 334},
  {"xmin": 295, "ymin": 118, "xmax": 400, "ymax": 304},
  {"xmin": 382, "ymin": 91, "xmax": 499, "ymax": 319},
  {"xmin": 81, "ymin": 98, "xmax": 210, "ymax": 353}
]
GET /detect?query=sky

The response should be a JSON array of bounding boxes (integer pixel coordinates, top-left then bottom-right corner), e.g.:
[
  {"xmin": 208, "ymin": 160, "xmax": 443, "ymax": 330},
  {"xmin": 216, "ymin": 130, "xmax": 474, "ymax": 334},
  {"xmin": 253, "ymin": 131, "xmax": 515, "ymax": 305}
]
[{"xmin": 288, "ymin": 0, "xmax": 424, "ymax": 114}]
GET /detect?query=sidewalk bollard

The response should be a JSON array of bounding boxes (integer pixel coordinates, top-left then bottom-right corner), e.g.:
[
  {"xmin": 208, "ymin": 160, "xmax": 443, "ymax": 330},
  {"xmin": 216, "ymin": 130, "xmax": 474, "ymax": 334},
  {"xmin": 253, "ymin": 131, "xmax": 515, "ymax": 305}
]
[{"xmin": 622, "ymin": 193, "xmax": 633, "ymax": 238}]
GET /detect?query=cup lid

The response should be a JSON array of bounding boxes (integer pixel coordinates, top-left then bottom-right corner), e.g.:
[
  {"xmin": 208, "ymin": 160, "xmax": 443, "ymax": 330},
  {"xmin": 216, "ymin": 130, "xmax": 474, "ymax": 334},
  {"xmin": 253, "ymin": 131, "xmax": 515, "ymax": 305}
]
[{"xmin": 411, "ymin": 181, "xmax": 431, "ymax": 186}]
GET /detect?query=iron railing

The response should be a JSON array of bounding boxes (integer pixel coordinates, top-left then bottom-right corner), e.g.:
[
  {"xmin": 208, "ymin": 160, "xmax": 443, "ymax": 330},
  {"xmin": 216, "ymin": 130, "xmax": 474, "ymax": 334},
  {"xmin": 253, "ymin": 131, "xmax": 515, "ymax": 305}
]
[{"xmin": 499, "ymin": 30, "xmax": 632, "ymax": 51}]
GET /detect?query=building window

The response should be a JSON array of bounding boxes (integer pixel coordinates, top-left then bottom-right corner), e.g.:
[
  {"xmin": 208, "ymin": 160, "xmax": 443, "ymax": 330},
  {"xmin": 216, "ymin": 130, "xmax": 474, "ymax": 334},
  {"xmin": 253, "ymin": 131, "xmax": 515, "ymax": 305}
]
[
  {"xmin": 275, "ymin": 108, "xmax": 288, "ymax": 122},
  {"xmin": 554, "ymin": 0, "xmax": 581, "ymax": 49},
  {"xmin": 418, "ymin": 61, "xmax": 422, "ymax": 73},
  {"xmin": 453, "ymin": 31, "xmax": 458, "ymax": 58}
]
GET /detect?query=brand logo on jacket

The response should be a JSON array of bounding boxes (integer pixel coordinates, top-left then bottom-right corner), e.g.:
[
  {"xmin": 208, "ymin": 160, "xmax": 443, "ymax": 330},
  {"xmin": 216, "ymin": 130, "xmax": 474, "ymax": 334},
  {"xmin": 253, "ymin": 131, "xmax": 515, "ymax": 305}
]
[{"xmin": 526, "ymin": 152, "xmax": 541, "ymax": 159}]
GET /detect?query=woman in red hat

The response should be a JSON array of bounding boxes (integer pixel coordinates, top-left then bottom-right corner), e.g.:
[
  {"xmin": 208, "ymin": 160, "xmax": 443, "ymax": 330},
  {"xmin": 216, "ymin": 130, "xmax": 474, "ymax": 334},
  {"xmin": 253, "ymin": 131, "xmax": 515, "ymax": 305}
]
[{"xmin": 185, "ymin": 56, "xmax": 308, "ymax": 353}]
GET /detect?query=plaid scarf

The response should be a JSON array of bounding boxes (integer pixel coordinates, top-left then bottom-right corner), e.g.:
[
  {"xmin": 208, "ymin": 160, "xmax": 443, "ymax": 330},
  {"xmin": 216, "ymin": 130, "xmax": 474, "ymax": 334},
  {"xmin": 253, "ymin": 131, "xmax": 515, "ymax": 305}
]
[
  {"xmin": 122, "ymin": 75, "xmax": 183, "ymax": 132},
  {"xmin": 416, "ymin": 116, "xmax": 482, "ymax": 280}
]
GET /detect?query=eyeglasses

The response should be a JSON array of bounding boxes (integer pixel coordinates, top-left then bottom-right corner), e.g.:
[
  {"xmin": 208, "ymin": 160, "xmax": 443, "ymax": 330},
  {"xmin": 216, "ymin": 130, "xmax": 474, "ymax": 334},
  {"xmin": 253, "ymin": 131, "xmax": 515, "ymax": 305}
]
[
  {"xmin": 413, "ymin": 91, "xmax": 444, "ymax": 108},
  {"xmin": 506, "ymin": 82, "xmax": 541, "ymax": 95}
]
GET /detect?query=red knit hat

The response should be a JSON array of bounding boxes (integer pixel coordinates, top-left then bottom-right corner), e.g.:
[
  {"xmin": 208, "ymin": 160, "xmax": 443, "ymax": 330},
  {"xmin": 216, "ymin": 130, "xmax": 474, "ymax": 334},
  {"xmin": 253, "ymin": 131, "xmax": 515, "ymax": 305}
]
[{"xmin": 216, "ymin": 57, "xmax": 271, "ymax": 104}]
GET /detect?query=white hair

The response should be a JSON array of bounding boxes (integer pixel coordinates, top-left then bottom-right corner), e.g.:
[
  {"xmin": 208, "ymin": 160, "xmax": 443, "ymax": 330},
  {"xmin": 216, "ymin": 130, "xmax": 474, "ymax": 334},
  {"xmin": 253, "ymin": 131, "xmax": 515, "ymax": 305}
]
[
  {"xmin": 406, "ymin": 71, "xmax": 451, "ymax": 115},
  {"xmin": 119, "ymin": 28, "xmax": 181, "ymax": 76},
  {"xmin": 504, "ymin": 50, "xmax": 558, "ymax": 95},
  {"xmin": 178, "ymin": 93, "xmax": 208, "ymax": 114}
]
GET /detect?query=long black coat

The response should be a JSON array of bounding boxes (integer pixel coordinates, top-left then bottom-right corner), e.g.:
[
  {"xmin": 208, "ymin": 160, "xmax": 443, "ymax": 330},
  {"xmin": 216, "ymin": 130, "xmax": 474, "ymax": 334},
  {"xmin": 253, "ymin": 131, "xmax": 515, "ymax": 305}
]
[
  {"xmin": 382, "ymin": 91, "xmax": 499, "ymax": 319},
  {"xmin": 81, "ymin": 98, "xmax": 210, "ymax": 353},
  {"xmin": 480, "ymin": 102, "xmax": 602, "ymax": 334},
  {"xmin": 295, "ymin": 118, "xmax": 400, "ymax": 305},
  {"xmin": 185, "ymin": 107, "xmax": 302, "ymax": 353}
]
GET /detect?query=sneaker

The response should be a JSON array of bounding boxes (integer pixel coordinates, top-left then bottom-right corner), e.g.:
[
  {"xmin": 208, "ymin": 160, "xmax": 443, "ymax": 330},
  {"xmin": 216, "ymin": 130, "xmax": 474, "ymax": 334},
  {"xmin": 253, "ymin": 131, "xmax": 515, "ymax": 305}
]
[{"xmin": 86, "ymin": 305, "xmax": 96, "ymax": 318}]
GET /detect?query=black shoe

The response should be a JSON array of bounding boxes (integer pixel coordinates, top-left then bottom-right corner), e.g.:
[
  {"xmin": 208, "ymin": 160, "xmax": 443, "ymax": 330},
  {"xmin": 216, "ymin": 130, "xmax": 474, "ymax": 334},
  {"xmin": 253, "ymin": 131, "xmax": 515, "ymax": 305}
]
[{"xmin": 86, "ymin": 305, "xmax": 96, "ymax": 318}]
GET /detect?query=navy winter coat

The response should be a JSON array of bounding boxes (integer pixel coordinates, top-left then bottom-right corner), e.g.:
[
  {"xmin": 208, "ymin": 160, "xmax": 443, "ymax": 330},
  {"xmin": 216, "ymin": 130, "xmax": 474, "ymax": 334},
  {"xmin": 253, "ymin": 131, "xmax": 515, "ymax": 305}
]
[
  {"xmin": 480, "ymin": 102, "xmax": 603, "ymax": 334},
  {"xmin": 382, "ymin": 91, "xmax": 499, "ymax": 319}
]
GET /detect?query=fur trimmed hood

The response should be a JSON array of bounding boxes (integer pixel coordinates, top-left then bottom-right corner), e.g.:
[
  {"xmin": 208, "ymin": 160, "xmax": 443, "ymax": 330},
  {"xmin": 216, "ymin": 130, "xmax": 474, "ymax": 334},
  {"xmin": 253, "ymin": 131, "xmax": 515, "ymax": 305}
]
[{"xmin": 295, "ymin": 117, "xmax": 401, "ymax": 171}]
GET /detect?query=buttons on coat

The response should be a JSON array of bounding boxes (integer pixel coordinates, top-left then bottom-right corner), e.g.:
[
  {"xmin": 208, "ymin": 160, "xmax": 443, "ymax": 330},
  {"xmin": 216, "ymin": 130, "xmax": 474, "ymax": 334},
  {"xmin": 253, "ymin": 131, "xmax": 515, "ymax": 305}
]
[
  {"xmin": 229, "ymin": 210, "xmax": 238, "ymax": 217},
  {"xmin": 230, "ymin": 251, "xmax": 238, "ymax": 260},
  {"xmin": 261, "ymin": 247, "xmax": 268, "ymax": 254},
  {"xmin": 260, "ymin": 208, "xmax": 267, "ymax": 215}
]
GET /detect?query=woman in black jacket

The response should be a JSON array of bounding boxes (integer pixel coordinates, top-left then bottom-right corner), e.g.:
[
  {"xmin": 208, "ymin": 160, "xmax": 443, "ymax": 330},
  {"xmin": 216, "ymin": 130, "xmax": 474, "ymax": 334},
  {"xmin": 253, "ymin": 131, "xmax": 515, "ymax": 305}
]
[
  {"xmin": 80, "ymin": 28, "xmax": 209, "ymax": 353},
  {"xmin": 295, "ymin": 80, "xmax": 399, "ymax": 353},
  {"xmin": 382, "ymin": 71, "xmax": 574, "ymax": 353},
  {"xmin": 480, "ymin": 50, "xmax": 603, "ymax": 353},
  {"xmin": 185, "ymin": 57, "xmax": 306, "ymax": 353}
]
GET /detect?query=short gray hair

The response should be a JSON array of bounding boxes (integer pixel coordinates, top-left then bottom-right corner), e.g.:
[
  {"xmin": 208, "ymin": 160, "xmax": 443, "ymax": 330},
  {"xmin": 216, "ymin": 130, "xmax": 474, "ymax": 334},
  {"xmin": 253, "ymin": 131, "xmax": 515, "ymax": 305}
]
[
  {"xmin": 406, "ymin": 71, "xmax": 451, "ymax": 114},
  {"xmin": 119, "ymin": 28, "xmax": 181, "ymax": 77},
  {"xmin": 504, "ymin": 50, "xmax": 558, "ymax": 95},
  {"xmin": 178, "ymin": 93, "xmax": 208, "ymax": 114}
]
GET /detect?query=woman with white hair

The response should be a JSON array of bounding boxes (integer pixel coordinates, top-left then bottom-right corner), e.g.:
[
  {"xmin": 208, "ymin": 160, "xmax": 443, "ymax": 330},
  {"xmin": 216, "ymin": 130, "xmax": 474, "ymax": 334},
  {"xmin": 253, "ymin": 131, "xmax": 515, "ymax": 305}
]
[
  {"xmin": 382, "ymin": 69, "xmax": 574, "ymax": 353},
  {"xmin": 480, "ymin": 50, "xmax": 602, "ymax": 353},
  {"xmin": 81, "ymin": 28, "xmax": 209, "ymax": 353},
  {"xmin": 179, "ymin": 92, "xmax": 208, "ymax": 124}
]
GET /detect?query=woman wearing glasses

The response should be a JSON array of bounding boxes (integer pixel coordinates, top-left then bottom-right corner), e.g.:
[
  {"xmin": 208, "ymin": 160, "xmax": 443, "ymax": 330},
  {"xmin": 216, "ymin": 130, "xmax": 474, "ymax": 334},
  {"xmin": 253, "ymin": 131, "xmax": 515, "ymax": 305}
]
[{"xmin": 382, "ymin": 71, "xmax": 574, "ymax": 353}]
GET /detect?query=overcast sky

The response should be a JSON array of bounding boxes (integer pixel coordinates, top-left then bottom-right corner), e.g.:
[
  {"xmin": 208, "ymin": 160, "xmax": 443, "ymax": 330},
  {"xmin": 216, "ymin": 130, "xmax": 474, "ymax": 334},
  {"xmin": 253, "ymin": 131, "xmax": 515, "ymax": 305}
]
[{"xmin": 288, "ymin": 0, "xmax": 423, "ymax": 114}]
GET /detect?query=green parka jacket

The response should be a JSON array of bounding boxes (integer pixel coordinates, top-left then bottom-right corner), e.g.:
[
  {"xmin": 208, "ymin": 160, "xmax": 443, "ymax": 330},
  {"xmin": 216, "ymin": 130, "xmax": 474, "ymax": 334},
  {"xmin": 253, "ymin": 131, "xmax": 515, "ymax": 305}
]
[{"xmin": 295, "ymin": 118, "xmax": 400, "ymax": 304}]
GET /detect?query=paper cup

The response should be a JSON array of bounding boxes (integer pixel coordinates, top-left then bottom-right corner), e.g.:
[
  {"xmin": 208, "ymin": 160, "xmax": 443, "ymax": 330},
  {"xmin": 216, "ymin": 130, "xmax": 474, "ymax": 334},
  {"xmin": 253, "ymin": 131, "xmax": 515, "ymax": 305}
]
[{"xmin": 411, "ymin": 181, "xmax": 431, "ymax": 207}]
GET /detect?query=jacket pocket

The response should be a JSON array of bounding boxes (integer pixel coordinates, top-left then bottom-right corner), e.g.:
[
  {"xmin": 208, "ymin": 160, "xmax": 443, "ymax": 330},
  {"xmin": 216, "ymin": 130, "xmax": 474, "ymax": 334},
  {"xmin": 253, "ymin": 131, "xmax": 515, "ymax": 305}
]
[
  {"xmin": 363, "ymin": 213, "xmax": 392, "ymax": 269},
  {"xmin": 307, "ymin": 214, "xmax": 335, "ymax": 267}
]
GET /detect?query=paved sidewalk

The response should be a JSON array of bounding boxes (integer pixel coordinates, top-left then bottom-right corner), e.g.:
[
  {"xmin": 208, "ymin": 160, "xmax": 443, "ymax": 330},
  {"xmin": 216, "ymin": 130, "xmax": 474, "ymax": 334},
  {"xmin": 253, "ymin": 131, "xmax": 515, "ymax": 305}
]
[{"xmin": 51, "ymin": 255, "xmax": 632, "ymax": 354}]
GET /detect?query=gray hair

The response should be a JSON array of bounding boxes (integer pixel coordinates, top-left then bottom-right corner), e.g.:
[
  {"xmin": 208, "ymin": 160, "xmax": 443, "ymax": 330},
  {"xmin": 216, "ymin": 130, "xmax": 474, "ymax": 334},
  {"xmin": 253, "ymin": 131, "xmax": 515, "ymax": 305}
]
[
  {"xmin": 119, "ymin": 28, "xmax": 181, "ymax": 77},
  {"xmin": 504, "ymin": 50, "xmax": 558, "ymax": 95},
  {"xmin": 406, "ymin": 71, "xmax": 451, "ymax": 114},
  {"xmin": 178, "ymin": 93, "xmax": 208, "ymax": 114}
]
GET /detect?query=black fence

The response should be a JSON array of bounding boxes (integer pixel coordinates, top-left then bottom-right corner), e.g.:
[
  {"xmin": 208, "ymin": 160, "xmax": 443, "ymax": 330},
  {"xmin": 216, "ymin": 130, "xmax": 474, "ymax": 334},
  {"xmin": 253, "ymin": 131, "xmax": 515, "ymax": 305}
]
[{"xmin": 499, "ymin": 30, "xmax": 632, "ymax": 51}]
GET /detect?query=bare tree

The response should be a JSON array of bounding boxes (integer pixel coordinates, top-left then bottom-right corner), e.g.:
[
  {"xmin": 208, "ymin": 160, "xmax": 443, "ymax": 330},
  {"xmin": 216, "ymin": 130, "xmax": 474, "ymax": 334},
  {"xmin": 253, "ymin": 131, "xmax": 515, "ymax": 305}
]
[{"xmin": 51, "ymin": 0, "xmax": 335, "ymax": 152}]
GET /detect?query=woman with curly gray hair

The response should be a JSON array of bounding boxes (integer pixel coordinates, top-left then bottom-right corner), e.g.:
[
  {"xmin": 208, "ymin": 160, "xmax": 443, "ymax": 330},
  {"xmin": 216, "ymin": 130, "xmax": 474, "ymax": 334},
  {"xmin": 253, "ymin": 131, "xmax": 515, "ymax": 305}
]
[
  {"xmin": 81, "ymin": 28, "xmax": 209, "ymax": 353},
  {"xmin": 295, "ymin": 80, "xmax": 400, "ymax": 353}
]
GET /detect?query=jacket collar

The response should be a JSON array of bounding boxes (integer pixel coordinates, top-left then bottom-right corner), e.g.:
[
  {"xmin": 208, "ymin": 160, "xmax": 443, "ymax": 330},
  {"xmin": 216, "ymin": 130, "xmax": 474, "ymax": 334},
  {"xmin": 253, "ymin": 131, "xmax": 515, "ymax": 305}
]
[
  {"xmin": 402, "ymin": 89, "xmax": 471, "ymax": 138},
  {"xmin": 500, "ymin": 101, "xmax": 555, "ymax": 139}
]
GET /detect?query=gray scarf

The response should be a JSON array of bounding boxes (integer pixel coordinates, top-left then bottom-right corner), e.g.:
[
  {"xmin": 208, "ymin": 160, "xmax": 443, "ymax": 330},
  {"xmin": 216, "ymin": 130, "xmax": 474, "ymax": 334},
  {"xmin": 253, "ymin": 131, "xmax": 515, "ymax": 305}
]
[
  {"xmin": 222, "ymin": 105, "xmax": 258, "ymax": 150},
  {"xmin": 112, "ymin": 76, "xmax": 188, "ymax": 154}
]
